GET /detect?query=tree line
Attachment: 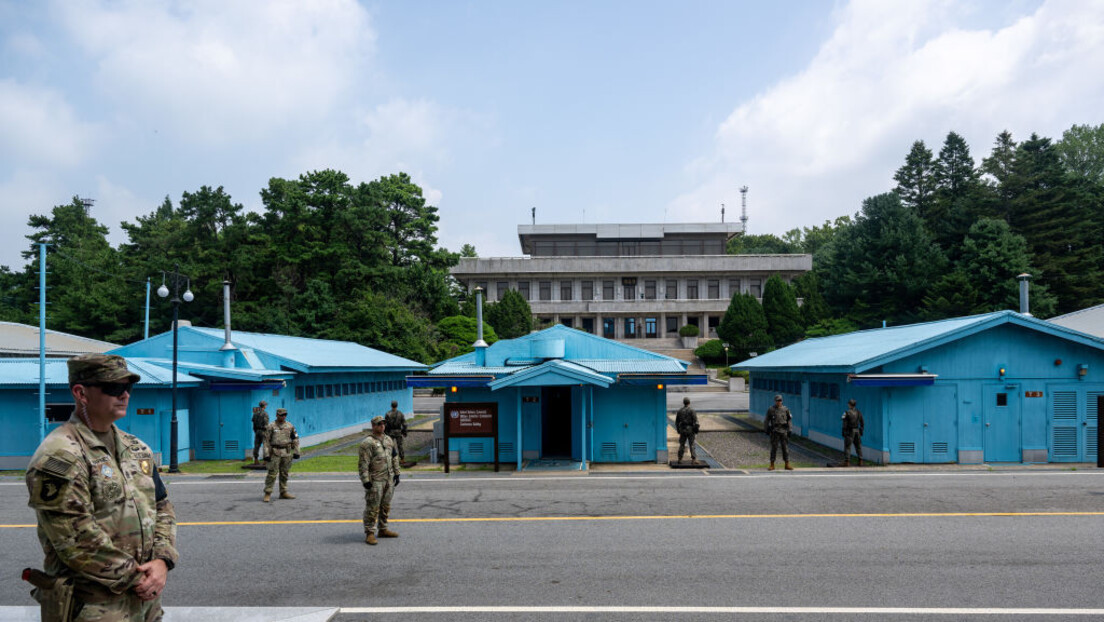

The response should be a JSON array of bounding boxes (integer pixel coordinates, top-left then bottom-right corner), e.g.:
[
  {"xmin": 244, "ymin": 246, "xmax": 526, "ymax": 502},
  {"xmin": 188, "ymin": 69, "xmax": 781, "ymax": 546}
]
[{"xmin": 703, "ymin": 123, "xmax": 1104, "ymax": 363}]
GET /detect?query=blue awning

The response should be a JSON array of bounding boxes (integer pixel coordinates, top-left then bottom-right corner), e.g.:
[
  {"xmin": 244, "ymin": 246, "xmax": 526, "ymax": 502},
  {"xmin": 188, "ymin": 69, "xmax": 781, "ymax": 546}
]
[
  {"xmin": 847, "ymin": 373, "xmax": 938, "ymax": 387},
  {"xmin": 406, "ymin": 375, "xmax": 495, "ymax": 388},
  {"xmin": 618, "ymin": 374, "xmax": 709, "ymax": 386}
]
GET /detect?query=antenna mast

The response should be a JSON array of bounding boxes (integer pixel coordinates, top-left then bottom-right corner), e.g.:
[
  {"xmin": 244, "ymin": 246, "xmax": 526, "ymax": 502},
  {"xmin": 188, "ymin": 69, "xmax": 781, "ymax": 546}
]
[{"xmin": 739, "ymin": 186, "xmax": 749, "ymax": 232}]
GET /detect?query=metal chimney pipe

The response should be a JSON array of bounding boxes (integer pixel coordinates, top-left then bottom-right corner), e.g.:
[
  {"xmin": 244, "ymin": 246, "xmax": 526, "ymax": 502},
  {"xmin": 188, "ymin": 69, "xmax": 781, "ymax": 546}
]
[
  {"xmin": 473, "ymin": 287, "xmax": 488, "ymax": 366},
  {"xmin": 1017, "ymin": 273, "xmax": 1032, "ymax": 316},
  {"xmin": 220, "ymin": 280, "xmax": 236, "ymax": 351}
]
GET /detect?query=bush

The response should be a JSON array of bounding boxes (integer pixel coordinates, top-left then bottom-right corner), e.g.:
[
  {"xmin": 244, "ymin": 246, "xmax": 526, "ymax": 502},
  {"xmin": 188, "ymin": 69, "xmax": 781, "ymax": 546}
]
[
  {"xmin": 693, "ymin": 339, "xmax": 726, "ymax": 365},
  {"xmin": 678, "ymin": 324, "xmax": 700, "ymax": 337}
]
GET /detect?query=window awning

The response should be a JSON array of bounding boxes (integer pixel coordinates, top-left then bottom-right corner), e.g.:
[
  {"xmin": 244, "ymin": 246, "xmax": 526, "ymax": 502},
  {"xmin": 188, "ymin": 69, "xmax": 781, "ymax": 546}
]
[
  {"xmin": 406, "ymin": 375, "xmax": 495, "ymax": 388},
  {"xmin": 847, "ymin": 373, "xmax": 938, "ymax": 387},
  {"xmin": 618, "ymin": 374, "xmax": 709, "ymax": 386}
]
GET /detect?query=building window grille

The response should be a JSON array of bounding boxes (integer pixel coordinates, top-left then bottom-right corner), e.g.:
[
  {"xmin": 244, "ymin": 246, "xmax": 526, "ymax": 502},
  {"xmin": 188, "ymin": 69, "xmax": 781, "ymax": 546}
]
[
  {"xmin": 518, "ymin": 281, "xmax": 531, "ymax": 300},
  {"xmin": 687, "ymin": 280, "xmax": 699, "ymax": 300},
  {"xmin": 644, "ymin": 280, "xmax": 656, "ymax": 300},
  {"xmin": 665, "ymin": 279, "xmax": 678, "ymax": 299},
  {"xmin": 560, "ymin": 281, "xmax": 572, "ymax": 301},
  {"xmin": 708, "ymin": 280, "xmax": 720, "ymax": 299},
  {"xmin": 539, "ymin": 281, "xmax": 552, "ymax": 301},
  {"xmin": 582, "ymin": 281, "xmax": 594, "ymax": 300},
  {"xmin": 602, "ymin": 281, "xmax": 615, "ymax": 301}
]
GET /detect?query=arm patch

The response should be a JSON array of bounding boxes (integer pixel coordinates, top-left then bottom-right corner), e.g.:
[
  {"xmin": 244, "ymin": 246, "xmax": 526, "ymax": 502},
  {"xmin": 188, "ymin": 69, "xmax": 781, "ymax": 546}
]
[
  {"xmin": 153, "ymin": 468, "xmax": 167, "ymax": 502},
  {"xmin": 39, "ymin": 456, "xmax": 75, "ymax": 478}
]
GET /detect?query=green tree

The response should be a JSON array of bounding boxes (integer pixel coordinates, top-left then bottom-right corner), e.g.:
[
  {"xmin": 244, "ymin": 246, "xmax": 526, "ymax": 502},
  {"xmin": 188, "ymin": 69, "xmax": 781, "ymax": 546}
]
[
  {"xmin": 460, "ymin": 244, "xmax": 478, "ymax": 257},
  {"xmin": 893, "ymin": 140, "xmax": 936, "ymax": 218},
  {"xmin": 717, "ymin": 292, "xmax": 772, "ymax": 361},
  {"xmin": 799, "ymin": 216, "xmax": 852, "ymax": 255},
  {"xmin": 980, "ymin": 130, "xmax": 1018, "ymax": 222},
  {"xmin": 436, "ymin": 315, "xmax": 498, "ymax": 358},
  {"xmin": 367, "ymin": 172, "xmax": 442, "ymax": 268},
  {"xmin": 817, "ymin": 193, "xmax": 947, "ymax": 327},
  {"xmin": 727, "ymin": 233, "xmax": 799, "ymax": 254},
  {"xmin": 1056, "ymin": 123, "xmax": 1104, "ymax": 184},
  {"xmin": 930, "ymin": 131, "xmax": 983, "ymax": 253},
  {"xmin": 792, "ymin": 272, "xmax": 829, "ymax": 329},
  {"xmin": 761, "ymin": 275, "xmax": 804, "ymax": 347},
  {"xmin": 485, "ymin": 289, "xmax": 532, "ymax": 339}
]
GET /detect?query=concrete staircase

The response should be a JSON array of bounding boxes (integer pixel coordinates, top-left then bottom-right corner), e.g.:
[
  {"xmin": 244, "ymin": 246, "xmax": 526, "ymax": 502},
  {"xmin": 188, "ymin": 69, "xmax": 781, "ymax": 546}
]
[{"xmin": 614, "ymin": 337, "xmax": 701, "ymax": 370}]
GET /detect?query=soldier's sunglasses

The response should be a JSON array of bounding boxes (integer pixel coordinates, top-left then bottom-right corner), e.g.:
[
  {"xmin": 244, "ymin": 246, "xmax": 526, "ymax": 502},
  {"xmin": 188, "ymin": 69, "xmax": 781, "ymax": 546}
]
[{"xmin": 88, "ymin": 382, "xmax": 135, "ymax": 397}]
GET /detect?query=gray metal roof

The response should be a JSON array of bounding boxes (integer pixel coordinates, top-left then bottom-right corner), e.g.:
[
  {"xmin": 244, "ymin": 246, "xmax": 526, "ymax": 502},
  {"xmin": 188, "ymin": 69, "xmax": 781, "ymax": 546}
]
[
  {"xmin": 0, "ymin": 322, "xmax": 117, "ymax": 357},
  {"xmin": 733, "ymin": 310, "xmax": 1104, "ymax": 373},
  {"xmin": 1049, "ymin": 303, "xmax": 1104, "ymax": 338},
  {"xmin": 186, "ymin": 327, "xmax": 427, "ymax": 371}
]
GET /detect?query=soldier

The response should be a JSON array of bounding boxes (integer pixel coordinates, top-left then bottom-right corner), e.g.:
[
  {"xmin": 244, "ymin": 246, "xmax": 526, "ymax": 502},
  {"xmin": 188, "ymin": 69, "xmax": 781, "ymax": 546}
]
[
  {"xmin": 840, "ymin": 398, "xmax": 865, "ymax": 466},
  {"xmin": 359, "ymin": 415, "xmax": 401, "ymax": 545},
  {"xmin": 675, "ymin": 396, "xmax": 700, "ymax": 463},
  {"xmin": 262, "ymin": 408, "xmax": 299, "ymax": 502},
  {"xmin": 251, "ymin": 400, "xmax": 269, "ymax": 464},
  {"xmin": 383, "ymin": 400, "xmax": 408, "ymax": 462},
  {"xmin": 764, "ymin": 394, "xmax": 794, "ymax": 471},
  {"xmin": 24, "ymin": 353, "xmax": 179, "ymax": 621}
]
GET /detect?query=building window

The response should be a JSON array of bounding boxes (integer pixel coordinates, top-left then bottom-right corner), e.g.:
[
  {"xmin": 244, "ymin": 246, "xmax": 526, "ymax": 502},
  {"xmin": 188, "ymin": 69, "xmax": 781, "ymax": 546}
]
[
  {"xmin": 708, "ymin": 280, "xmax": 720, "ymax": 299},
  {"xmin": 518, "ymin": 281, "xmax": 531, "ymax": 300},
  {"xmin": 474, "ymin": 281, "xmax": 488, "ymax": 295},
  {"xmin": 645, "ymin": 317, "xmax": 657, "ymax": 338},
  {"xmin": 582, "ymin": 317, "xmax": 595, "ymax": 334},
  {"xmin": 997, "ymin": 393, "xmax": 1008, "ymax": 406},
  {"xmin": 305, "ymin": 386, "xmax": 315, "ymax": 399},
  {"xmin": 624, "ymin": 317, "xmax": 637, "ymax": 338},
  {"xmin": 729, "ymin": 279, "xmax": 741, "ymax": 298},
  {"xmin": 708, "ymin": 316, "xmax": 719, "ymax": 336},
  {"xmin": 45, "ymin": 403, "xmax": 74, "ymax": 423},
  {"xmin": 560, "ymin": 281, "xmax": 573, "ymax": 301},
  {"xmin": 602, "ymin": 281, "xmax": 615, "ymax": 301},
  {"xmin": 496, "ymin": 282, "xmax": 509, "ymax": 301},
  {"xmin": 666, "ymin": 317, "xmax": 678, "ymax": 335},
  {"xmin": 644, "ymin": 280, "xmax": 656, "ymax": 300},
  {"xmin": 622, "ymin": 277, "xmax": 637, "ymax": 301},
  {"xmin": 326, "ymin": 384, "xmax": 334, "ymax": 398},
  {"xmin": 749, "ymin": 278, "xmax": 762, "ymax": 298},
  {"xmin": 295, "ymin": 386, "xmax": 304, "ymax": 400},
  {"xmin": 539, "ymin": 281, "xmax": 552, "ymax": 301},
  {"xmin": 603, "ymin": 318, "xmax": 616, "ymax": 338},
  {"xmin": 561, "ymin": 318, "xmax": 573, "ymax": 328},
  {"xmin": 687, "ymin": 280, "xmax": 699, "ymax": 300},
  {"xmin": 666, "ymin": 279, "xmax": 678, "ymax": 299},
  {"xmin": 582, "ymin": 281, "xmax": 594, "ymax": 300}
]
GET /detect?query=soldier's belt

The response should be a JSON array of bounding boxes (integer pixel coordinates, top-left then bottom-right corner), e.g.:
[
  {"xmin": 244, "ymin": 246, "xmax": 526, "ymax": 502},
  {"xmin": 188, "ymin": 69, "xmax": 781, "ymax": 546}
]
[{"xmin": 272, "ymin": 444, "xmax": 290, "ymax": 448}]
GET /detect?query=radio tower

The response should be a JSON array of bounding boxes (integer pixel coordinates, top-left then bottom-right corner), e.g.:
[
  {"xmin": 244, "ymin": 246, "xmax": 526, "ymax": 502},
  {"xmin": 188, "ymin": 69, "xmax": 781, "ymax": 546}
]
[{"xmin": 739, "ymin": 186, "xmax": 749, "ymax": 232}]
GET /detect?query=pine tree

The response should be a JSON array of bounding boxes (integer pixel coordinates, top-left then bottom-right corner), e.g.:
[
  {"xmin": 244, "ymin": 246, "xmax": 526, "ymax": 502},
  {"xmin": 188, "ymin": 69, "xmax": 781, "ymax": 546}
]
[
  {"xmin": 762, "ymin": 275, "xmax": 804, "ymax": 347},
  {"xmin": 718, "ymin": 292, "xmax": 773, "ymax": 362}
]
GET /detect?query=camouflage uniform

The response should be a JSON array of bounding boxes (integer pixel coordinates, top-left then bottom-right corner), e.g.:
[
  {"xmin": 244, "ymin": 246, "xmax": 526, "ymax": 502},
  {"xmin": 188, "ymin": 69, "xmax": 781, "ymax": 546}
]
[
  {"xmin": 764, "ymin": 396, "xmax": 793, "ymax": 469},
  {"xmin": 359, "ymin": 418, "xmax": 400, "ymax": 539},
  {"xmin": 25, "ymin": 354, "xmax": 178, "ymax": 622},
  {"xmin": 674, "ymin": 399, "xmax": 699, "ymax": 462},
  {"xmin": 841, "ymin": 401, "xmax": 864, "ymax": 466},
  {"xmin": 251, "ymin": 404, "xmax": 269, "ymax": 462},
  {"xmin": 263, "ymin": 412, "xmax": 299, "ymax": 498},
  {"xmin": 384, "ymin": 405, "xmax": 408, "ymax": 461}
]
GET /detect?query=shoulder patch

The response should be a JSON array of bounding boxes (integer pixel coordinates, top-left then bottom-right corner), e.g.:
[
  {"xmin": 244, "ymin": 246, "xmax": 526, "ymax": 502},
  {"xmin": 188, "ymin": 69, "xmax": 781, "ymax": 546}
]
[
  {"xmin": 30, "ymin": 473, "xmax": 70, "ymax": 508},
  {"xmin": 39, "ymin": 456, "xmax": 75, "ymax": 478}
]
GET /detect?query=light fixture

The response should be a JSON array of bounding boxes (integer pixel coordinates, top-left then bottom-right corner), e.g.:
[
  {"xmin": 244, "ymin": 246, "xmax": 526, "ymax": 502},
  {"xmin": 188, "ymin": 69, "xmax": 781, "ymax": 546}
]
[{"xmin": 657, "ymin": 384, "xmax": 664, "ymax": 390}]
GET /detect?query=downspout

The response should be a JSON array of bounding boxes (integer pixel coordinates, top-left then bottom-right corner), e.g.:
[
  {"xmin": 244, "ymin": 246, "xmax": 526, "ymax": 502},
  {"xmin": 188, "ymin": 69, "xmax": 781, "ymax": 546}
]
[
  {"xmin": 581, "ymin": 386, "xmax": 588, "ymax": 470},
  {"xmin": 588, "ymin": 386, "xmax": 595, "ymax": 468},
  {"xmin": 516, "ymin": 391, "xmax": 523, "ymax": 472}
]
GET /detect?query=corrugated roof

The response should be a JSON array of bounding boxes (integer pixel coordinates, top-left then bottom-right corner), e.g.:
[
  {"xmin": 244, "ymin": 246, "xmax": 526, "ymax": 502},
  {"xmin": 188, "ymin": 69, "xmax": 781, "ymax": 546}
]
[
  {"xmin": 0, "ymin": 322, "xmax": 117, "ymax": 356},
  {"xmin": 428, "ymin": 362, "xmax": 520, "ymax": 376},
  {"xmin": 0, "ymin": 357, "xmax": 202, "ymax": 387},
  {"xmin": 489, "ymin": 359, "xmax": 614, "ymax": 390},
  {"xmin": 572, "ymin": 359, "xmax": 688, "ymax": 374},
  {"xmin": 140, "ymin": 358, "xmax": 293, "ymax": 382},
  {"xmin": 734, "ymin": 310, "xmax": 1104, "ymax": 373},
  {"xmin": 1049, "ymin": 303, "xmax": 1104, "ymax": 338},
  {"xmin": 185, "ymin": 327, "xmax": 427, "ymax": 371}
]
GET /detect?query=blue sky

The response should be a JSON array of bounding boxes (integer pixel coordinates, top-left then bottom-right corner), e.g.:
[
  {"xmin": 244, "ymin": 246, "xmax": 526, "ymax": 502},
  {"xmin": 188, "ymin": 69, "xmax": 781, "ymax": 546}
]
[{"xmin": 1, "ymin": 0, "xmax": 1101, "ymax": 271}]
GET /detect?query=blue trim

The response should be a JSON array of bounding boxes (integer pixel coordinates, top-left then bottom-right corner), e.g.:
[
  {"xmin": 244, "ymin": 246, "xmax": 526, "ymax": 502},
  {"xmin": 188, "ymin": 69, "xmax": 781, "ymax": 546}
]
[
  {"xmin": 848, "ymin": 377, "xmax": 935, "ymax": 387},
  {"xmin": 406, "ymin": 375, "xmax": 494, "ymax": 388},
  {"xmin": 208, "ymin": 381, "xmax": 286, "ymax": 391},
  {"xmin": 618, "ymin": 374, "xmax": 709, "ymax": 386}
]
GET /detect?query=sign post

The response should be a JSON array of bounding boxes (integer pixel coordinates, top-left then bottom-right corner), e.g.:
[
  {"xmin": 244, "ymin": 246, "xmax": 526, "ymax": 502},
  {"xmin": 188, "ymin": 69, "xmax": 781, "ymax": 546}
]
[{"xmin": 443, "ymin": 402, "xmax": 499, "ymax": 473}]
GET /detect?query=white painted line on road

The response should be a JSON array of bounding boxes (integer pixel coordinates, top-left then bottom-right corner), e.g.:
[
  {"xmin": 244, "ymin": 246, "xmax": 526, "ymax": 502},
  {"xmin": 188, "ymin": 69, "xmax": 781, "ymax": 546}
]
[{"xmin": 338, "ymin": 605, "xmax": 1104, "ymax": 616}]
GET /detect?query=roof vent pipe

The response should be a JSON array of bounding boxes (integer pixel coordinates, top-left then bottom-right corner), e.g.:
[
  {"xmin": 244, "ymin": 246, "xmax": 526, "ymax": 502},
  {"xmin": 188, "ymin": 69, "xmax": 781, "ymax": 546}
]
[
  {"xmin": 1017, "ymin": 273, "xmax": 1032, "ymax": 316},
  {"xmin": 220, "ymin": 280, "xmax": 236, "ymax": 356},
  {"xmin": 473, "ymin": 287, "xmax": 488, "ymax": 366}
]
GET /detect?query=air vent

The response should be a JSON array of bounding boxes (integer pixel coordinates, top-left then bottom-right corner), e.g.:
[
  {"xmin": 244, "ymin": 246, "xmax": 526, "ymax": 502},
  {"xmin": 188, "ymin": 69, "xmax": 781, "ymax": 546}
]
[
  {"xmin": 1053, "ymin": 392, "xmax": 1077, "ymax": 419},
  {"xmin": 224, "ymin": 441, "xmax": 239, "ymax": 452},
  {"xmin": 500, "ymin": 442, "xmax": 514, "ymax": 453},
  {"xmin": 201, "ymin": 440, "xmax": 215, "ymax": 452},
  {"xmin": 631, "ymin": 442, "xmax": 647, "ymax": 455},
  {"xmin": 931, "ymin": 442, "xmax": 948, "ymax": 454},
  {"xmin": 600, "ymin": 442, "xmax": 617, "ymax": 458},
  {"xmin": 1052, "ymin": 428, "xmax": 1077, "ymax": 456},
  {"xmin": 898, "ymin": 442, "xmax": 915, "ymax": 454},
  {"xmin": 469, "ymin": 442, "xmax": 485, "ymax": 456}
]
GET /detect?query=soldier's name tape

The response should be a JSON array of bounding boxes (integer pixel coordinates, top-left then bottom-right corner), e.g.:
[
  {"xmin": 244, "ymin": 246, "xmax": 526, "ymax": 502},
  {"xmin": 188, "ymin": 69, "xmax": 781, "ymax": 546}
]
[{"xmin": 3, "ymin": 510, "xmax": 1104, "ymax": 529}]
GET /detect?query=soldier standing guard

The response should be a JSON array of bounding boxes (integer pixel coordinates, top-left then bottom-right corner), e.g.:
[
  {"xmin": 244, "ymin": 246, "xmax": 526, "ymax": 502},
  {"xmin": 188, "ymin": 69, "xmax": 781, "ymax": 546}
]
[
  {"xmin": 764, "ymin": 394, "xmax": 794, "ymax": 471},
  {"xmin": 251, "ymin": 400, "xmax": 269, "ymax": 464},
  {"xmin": 840, "ymin": 398, "xmax": 865, "ymax": 466},
  {"xmin": 359, "ymin": 415, "xmax": 401, "ymax": 545},
  {"xmin": 384, "ymin": 400, "xmax": 408, "ymax": 462},
  {"xmin": 675, "ymin": 397, "xmax": 700, "ymax": 463},
  {"xmin": 262, "ymin": 408, "xmax": 299, "ymax": 502},
  {"xmin": 24, "ymin": 353, "xmax": 179, "ymax": 621}
]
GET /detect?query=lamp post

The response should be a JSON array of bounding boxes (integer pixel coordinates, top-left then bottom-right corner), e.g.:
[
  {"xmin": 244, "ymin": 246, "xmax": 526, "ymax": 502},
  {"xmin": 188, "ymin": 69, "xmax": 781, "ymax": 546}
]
[
  {"xmin": 157, "ymin": 263, "xmax": 193, "ymax": 473},
  {"xmin": 723, "ymin": 342, "xmax": 730, "ymax": 368}
]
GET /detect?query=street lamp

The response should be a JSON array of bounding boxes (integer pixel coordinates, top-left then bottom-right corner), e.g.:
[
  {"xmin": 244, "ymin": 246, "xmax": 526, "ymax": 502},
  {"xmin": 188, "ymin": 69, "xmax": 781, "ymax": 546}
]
[
  {"xmin": 723, "ymin": 342, "xmax": 730, "ymax": 368},
  {"xmin": 157, "ymin": 263, "xmax": 193, "ymax": 473}
]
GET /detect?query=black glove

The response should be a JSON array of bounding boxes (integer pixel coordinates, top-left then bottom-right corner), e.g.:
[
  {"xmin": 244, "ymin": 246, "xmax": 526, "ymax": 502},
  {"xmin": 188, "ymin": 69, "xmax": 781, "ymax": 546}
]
[
  {"xmin": 393, "ymin": 473, "xmax": 400, "ymax": 487},
  {"xmin": 293, "ymin": 453, "xmax": 300, "ymax": 460},
  {"xmin": 363, "ymin": 481, "xmax": 371, "ymax": 490},
  {"xmin": 263, "ymin": 456, "xmax": 270, "ymax": 462}
]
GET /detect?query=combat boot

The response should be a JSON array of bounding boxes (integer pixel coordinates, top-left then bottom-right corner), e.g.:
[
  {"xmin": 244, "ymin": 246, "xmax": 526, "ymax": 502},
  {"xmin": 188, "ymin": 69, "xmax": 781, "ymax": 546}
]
[
  {"xmin": 768, "ymin": 462, "xmax": 775, "ymax": 471},
  {"xmin": 263, "ymin": 492, "xmax": 271, "ymax": 503},
  {"xmin": 379, "ymin": 529, "xmax": 399, "ymax": 538},
  {"xmin": 365, "ymin": 533, "xmax": 377, "ymax": 545},
  {"xmin": 279, "ymin": 491, "xmax": 296, "ymax": 500},
  {"xmin": 784, "ymin": 461, "xmax": 794, "ymax": 470}
]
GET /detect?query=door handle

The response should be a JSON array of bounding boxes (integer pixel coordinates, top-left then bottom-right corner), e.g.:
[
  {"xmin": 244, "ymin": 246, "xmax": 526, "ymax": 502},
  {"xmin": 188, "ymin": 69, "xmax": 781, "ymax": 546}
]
[
  {"xmin": 923, "ymin": 422, "xmax": 928, "ymax": 427},
  {"xmin": 985, "ymin": 422, "xmax": 990, "ymax": 427}
]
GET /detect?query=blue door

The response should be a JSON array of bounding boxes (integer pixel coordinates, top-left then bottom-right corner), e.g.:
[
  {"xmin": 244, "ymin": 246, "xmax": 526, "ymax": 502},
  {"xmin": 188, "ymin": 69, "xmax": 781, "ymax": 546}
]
[
  {"xmin": 1050, "ymin": 388, "xmax": 1102, "ymax": 463},
  {"xmin": 887, "ymin": 385, "xmax": 957, "ymax": 463},
  {"xmin": 984, "ymin": 384, "xmax": 1021, "ymax": 462}
]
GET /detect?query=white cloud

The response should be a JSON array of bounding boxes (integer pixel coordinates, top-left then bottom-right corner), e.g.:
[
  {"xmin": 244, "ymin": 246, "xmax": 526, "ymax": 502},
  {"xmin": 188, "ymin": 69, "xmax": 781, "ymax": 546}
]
[
  {"xmin": 52, "ymin": 0, "xmax": 376, "ymax": 145},
  {"xmin": 0, "ymin": 79, "xmax": 102, "ymax": 167},
  {"xmin": 673, "ymin": 0, "xmax": 1104, "ymax": 236}
]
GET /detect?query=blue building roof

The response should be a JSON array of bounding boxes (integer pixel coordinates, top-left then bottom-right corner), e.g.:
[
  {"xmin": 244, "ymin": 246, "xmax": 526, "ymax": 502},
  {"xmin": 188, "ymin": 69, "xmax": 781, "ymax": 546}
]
[
  {"xmin": 0, "ymin": 357, "xmax": 203, "ymax": 388},
  {"xmin": 733, "ymin": 310, "xmax": 1104, "ymax": 373}
]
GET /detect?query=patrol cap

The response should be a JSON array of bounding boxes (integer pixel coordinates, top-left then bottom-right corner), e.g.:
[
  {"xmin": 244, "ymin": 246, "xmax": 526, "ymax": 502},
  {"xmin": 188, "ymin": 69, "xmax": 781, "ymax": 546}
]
[
  {"xmin": 773, "ymin": 394, "xmax": 782, "ymax": 401},
  {"xmin": 276, "ymin": 408, "xmax": 288, "ymax": 416},
  {"xmin": 371, "ymin": 415, "xmax": 386, "ymax": 425},
  {"xmin": 68, "ymin": 353, "xmax": 141, "ymax": 386}
]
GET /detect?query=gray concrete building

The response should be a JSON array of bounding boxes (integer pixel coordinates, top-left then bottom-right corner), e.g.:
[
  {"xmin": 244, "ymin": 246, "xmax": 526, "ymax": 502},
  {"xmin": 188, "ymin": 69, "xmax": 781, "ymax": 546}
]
[{"xmin": 451, "ymin": 223, "xmax": 812, "ymax": 340}]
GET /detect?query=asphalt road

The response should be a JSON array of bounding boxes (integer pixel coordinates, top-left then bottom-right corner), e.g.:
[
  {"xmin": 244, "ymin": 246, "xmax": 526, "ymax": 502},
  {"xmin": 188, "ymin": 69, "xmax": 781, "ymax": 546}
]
[{"xmin": 3, "ymin": 469, "xmax": 1104, "ymax": 621}]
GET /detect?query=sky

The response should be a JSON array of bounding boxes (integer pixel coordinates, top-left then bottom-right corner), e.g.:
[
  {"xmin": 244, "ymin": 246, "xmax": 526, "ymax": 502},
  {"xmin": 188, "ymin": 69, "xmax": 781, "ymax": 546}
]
[{"xmin": 1, "ymin": 0, "xmax": 1102, "ymax": 271}]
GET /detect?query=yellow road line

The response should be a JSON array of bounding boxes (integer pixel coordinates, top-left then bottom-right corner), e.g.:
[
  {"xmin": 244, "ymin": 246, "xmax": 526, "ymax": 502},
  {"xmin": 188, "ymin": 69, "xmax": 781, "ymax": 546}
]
[{"xmin": 4, "ymin": 510, "xmax": 1104, "ymax": 529}]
